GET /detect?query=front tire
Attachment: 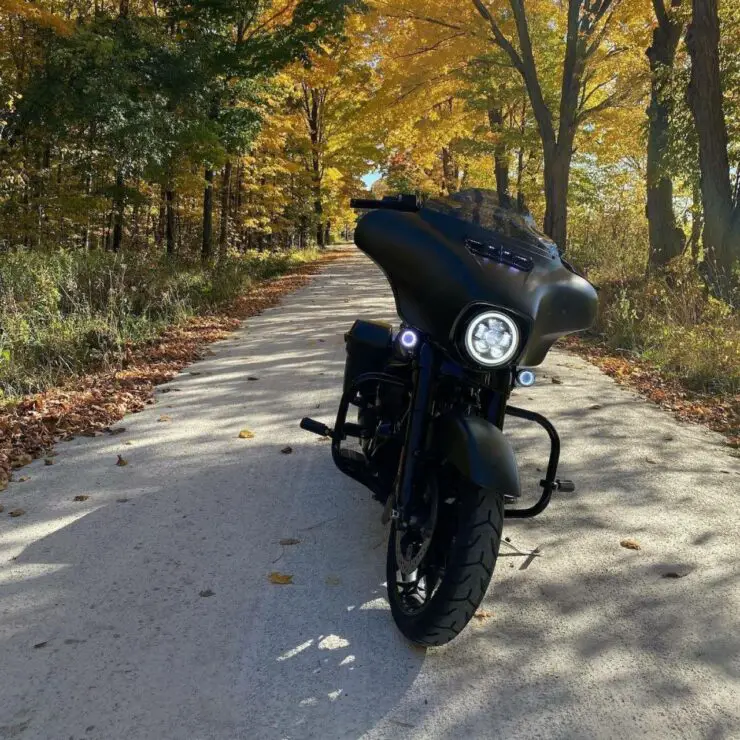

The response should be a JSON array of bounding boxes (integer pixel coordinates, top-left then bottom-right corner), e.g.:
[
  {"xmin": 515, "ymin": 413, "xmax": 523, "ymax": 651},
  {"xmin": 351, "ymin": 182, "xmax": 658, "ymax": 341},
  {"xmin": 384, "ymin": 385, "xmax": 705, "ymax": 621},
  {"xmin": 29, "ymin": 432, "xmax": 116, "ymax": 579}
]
[{"xmin": 386, "ymin": 480, "xmax": 504, "ymax": 646}]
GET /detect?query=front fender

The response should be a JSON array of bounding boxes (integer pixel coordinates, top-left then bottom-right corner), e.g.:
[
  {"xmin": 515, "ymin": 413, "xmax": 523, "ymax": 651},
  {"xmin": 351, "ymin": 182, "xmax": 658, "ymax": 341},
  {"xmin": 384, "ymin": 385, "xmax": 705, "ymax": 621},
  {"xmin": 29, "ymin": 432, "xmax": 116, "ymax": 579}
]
[{"xmin": 432, "ymin": 413, "xmax": 520, "ymax": 497}]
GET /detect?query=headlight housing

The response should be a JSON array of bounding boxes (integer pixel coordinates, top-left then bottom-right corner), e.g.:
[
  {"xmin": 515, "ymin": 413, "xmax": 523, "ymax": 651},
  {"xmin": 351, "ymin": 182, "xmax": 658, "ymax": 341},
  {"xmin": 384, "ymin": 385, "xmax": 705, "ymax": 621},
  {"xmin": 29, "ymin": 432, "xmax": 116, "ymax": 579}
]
[{"xmin": 464, "ymin": 311, "xmax": 520, "ymax": 367}]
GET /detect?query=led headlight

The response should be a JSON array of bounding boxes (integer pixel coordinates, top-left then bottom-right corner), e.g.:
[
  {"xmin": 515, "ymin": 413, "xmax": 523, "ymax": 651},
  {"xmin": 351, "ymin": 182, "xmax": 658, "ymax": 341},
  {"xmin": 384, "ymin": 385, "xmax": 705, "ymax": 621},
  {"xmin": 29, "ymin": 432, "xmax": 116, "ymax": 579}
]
[{"xmin": 464, "ymin": 311, "xmax": 519, "ymax": 367}]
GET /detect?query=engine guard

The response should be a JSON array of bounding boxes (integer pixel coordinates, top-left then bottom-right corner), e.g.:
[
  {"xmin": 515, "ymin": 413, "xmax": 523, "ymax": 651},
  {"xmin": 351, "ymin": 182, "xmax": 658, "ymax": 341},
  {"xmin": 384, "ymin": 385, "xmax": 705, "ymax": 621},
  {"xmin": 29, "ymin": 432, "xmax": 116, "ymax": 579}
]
[{"xmin": 434, "ymin": 407, "xmax": 572, "ymax": 519}]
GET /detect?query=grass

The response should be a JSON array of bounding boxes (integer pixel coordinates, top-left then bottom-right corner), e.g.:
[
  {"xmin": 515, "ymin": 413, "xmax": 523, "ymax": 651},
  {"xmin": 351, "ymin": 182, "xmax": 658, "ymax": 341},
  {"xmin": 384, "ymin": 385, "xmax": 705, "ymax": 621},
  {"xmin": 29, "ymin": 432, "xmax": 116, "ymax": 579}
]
[
  {"xmin": 567, "ymin": 221, "xmax": 740, "ymax": 396},
  {"xmin": 0, "ymin": 248, "xmax": 320, "ymax": 398}
]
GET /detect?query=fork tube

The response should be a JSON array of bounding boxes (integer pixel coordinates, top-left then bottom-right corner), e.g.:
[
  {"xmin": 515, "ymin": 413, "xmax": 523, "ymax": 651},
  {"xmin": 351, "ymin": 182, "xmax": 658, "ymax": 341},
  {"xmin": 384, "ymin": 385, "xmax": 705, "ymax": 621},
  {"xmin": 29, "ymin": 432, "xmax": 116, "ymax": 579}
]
[{"xmin": 397, "ymin": 341, "xmax": 435, "ymax": 520}]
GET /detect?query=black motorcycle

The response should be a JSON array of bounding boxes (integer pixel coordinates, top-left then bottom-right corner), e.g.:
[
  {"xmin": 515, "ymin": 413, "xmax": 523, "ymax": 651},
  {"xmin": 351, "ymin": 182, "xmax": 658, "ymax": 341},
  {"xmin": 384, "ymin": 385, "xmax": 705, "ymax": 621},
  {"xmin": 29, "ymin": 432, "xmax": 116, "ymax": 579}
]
[{"xmin": 300, "ymin": 189, "xmax": 598, "ymax": 646}]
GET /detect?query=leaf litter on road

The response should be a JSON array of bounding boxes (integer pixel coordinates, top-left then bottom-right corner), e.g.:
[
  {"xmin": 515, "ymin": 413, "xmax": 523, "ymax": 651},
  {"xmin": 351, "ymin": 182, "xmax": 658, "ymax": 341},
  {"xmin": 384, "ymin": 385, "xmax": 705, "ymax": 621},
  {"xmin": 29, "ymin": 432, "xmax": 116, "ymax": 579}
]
[{"xmin": 620, "ymin": 539, "xmax": 641, "ymax": 551}]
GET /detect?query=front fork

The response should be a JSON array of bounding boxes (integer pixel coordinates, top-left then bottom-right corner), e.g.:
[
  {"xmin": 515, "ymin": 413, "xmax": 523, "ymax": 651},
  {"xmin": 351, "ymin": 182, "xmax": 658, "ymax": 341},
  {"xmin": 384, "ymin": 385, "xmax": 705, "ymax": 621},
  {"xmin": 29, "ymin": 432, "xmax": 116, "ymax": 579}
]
[{"xmin": 394, "ymin": 342, "xmax": 436, "ymax": 524}]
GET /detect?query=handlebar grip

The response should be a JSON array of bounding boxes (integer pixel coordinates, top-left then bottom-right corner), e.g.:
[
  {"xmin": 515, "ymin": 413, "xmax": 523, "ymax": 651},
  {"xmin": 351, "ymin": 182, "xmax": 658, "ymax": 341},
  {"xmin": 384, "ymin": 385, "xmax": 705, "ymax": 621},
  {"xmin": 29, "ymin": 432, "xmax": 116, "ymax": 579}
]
[{"xmin": 350, "ymin": 195, "xmax": 420, "ymax": 212}]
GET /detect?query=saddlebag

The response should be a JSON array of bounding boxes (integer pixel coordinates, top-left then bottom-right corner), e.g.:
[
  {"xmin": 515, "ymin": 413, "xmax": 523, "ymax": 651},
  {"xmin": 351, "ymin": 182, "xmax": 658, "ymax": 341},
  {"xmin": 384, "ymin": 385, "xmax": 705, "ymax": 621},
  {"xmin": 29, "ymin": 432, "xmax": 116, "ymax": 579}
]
[{"xmin": 343, "ymin": 319, "xmax": 393, "ymax": 393}]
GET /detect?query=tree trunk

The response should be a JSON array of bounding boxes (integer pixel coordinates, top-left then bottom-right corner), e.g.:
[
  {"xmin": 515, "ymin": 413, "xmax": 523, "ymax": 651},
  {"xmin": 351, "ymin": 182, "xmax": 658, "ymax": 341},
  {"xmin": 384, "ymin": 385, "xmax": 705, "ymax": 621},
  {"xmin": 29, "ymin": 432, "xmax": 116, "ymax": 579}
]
[
  {"xmin": 689, "ymin": 177, "xmax": 703, "ymax": 264},
  {"xmin": 324, "ymin": 221, "xmax": 331, "ymax": 247},
  {"xmin": 686, "ymin": 0, "xmax": 739, "ymax": 298},
  {"xmin": 111, "ymin": 169, "xmax": 125, "ymax": 253},
  {"xmin": 155, "ymin": 185, "xmax": 166, "ymax": 247},
  {"xmin": 487, "ymin": 106, "xmax": 510, "ymax": 204},
  {"xmin": 440, "ymin": 146, "xmax": 456, "ymax": 195},
  {"xmin": 165, "ymin": 187, "xmax": 176, "ymax": 257},
  {"xmin": 646, "ymin": 1, "xmax": 684, "ymax": 271},
  {"xmin": 201, "ymin": 167, "xmax": 214, "ymax": 261},
  {"xmin": 543, "ymin": 143, "xmax": 571, "ymax": 250},
  {"xmin": 218, "ymin": 161, "xmax": 232, "ymax": 260}
]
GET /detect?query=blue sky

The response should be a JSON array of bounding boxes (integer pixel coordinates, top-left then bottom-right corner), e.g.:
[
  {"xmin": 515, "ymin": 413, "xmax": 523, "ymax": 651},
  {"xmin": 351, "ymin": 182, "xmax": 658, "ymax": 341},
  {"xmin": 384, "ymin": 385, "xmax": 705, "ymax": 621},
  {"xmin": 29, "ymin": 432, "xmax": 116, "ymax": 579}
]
[{"xmin": 362, "ymin": 171, "xmax": 381, "ymax": 188}]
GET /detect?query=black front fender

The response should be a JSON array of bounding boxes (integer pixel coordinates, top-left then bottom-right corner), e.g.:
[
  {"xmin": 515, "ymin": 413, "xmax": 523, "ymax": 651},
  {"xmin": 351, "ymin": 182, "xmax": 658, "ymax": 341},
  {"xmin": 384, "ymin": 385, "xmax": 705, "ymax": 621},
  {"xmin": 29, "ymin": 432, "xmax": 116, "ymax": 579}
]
[{"xmin": 432, "ymin": 413, "xmax": 520, "ymax": 498}]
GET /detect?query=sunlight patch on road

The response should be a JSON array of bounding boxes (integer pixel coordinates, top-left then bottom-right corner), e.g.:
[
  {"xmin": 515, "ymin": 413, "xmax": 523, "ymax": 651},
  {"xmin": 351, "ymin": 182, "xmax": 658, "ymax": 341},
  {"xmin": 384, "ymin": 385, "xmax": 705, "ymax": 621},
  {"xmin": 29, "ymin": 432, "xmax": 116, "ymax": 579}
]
[
  {"xmin": 318, "ymin": 634, "xmax": 349, "ymax": 650},
  {"xmin": 276, "ymin": 638, "xmax": 313, "ymax": 661}
]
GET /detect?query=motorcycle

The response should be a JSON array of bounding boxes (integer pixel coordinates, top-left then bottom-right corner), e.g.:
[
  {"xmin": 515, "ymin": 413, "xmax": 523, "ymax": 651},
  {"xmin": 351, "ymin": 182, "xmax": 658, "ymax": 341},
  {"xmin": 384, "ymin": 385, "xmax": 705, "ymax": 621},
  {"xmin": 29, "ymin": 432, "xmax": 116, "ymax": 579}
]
[{"xmin": 300, "ymin": 189, "xmax": 598, "ymax": 646}]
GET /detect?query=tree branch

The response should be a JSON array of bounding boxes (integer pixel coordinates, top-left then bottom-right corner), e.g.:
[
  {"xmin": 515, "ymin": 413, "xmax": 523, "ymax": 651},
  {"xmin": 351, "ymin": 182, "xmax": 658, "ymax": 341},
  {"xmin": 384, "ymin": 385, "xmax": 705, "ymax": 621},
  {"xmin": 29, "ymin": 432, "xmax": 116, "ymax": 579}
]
[
  {"xmin": 652, "ymin": 0, "xmax": 669, "ymax": 30},
  {"xmin": 471, "ymin": 0, "xmax": 524, "ymax": 74},
  {"xmin": 576, "ymin": 87, "xmax": 630, "ymax": 122},
  {"xmin": 393, "ymin": 32, "xmax": 467, "ymax": 59}
]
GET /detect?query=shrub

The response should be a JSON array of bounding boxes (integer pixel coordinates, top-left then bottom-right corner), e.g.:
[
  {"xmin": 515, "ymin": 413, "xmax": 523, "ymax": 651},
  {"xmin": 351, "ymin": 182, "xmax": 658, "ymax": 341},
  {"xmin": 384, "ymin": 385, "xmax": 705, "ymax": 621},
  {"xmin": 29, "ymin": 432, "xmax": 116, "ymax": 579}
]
[{"xmin": 0, "ymin": 248, "xmax": 318, "ymax": 396}]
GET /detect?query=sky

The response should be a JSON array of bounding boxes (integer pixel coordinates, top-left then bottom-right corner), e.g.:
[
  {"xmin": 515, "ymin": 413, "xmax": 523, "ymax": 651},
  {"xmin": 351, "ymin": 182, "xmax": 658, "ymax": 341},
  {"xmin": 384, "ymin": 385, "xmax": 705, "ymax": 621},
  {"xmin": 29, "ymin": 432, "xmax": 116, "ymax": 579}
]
[{"xmin": 362, "ymin": 171, "xmax": 381, "ymax": 188}]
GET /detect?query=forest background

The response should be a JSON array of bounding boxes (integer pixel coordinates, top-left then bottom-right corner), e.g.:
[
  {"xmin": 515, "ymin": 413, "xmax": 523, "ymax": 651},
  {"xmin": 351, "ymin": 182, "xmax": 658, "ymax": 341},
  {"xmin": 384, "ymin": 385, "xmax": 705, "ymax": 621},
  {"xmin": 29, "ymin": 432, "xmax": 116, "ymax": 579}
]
[{"xmin": 0, "ymin": 0, "xmax": 738, "ymax": 433}]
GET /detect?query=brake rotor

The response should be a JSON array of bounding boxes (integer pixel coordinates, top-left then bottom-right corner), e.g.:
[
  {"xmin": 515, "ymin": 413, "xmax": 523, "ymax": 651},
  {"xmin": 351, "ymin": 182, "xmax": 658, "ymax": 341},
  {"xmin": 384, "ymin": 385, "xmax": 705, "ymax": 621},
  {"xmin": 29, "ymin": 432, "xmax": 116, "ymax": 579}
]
[{"xmin": 394, "ymin": 480, "xmax": 439, "ymax": 576}]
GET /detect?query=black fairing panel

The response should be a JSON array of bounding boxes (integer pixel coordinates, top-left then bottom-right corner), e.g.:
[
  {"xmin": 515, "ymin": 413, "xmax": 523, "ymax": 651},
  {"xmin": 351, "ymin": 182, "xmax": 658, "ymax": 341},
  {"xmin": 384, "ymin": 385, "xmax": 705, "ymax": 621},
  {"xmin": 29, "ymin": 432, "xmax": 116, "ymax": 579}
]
[{"xmin": 353, "ymin": 195, "xmax": 598, "ymax": 366}]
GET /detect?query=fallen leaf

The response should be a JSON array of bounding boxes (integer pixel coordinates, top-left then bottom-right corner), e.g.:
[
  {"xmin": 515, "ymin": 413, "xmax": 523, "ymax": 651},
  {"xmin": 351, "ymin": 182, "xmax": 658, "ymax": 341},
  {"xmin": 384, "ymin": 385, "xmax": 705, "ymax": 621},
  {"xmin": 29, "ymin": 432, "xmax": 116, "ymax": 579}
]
[
  {"xmin": 158, "ymin": 414, "xmax": 173, "ymax": 422},
  {"xmin": 589, "ymin": 403, "xmax": 602, "ymax": 410},
  {"xmin": 280, "ymin": 446, "xmax": 293, "ymax": 455},
  {"xmin": 9, "ymin": 509, "xmax": 26, "ymax": 518},
  {"xmin": 325, "ymin": 575, "xmax": 341, "ymax": 586},
  {"xmin": 238, "ymin": 429, "xmax": 255, "ymax": 439},
  {"xmin": 268, "ymin": 572, "xmax": 293, "ymax": 585},
  {"xmin": 247, "ymin": 376, "xmax": 259, "ymax": 381},
  {"xmin": 44, "ymin": 458, "xmax": 54, "ymax": 466},
  {"xmin": 189, "ymin": 371, "xmax": 202, "ymax": 376},
  {"xmin": 279, "ymin": 538, "xmax": 301, "ymax": 546},
  {"xmin": 620, "ymin": 538, "xmax": 641, "ymax": 551},
  {"xmin": 645, "ymin": 457, "xmax": 658, "ymax": 464},
  {"xmin": 199, "ymin": 589, "xmax": 215, "ymax": 597},
  {"xmin": 551, "ymin": 377, "xmax": 563, "ymax": 385},
  {"xmin": 116, "ymin": 497, "xmax": 129, "ymax": 503},
  {"xmin": 116, "ymin": 455, "xmax": 128, "ymax": 467},
  {"xmin": 661, "ymin": 571, "xmax": 689, "ymax": 579},
  {"xmin": 474, "ymin": 610, "xmax": 494, "ymax": 621},
  {"xmin": 17, "ymin": 476, "xmax": 30, "ymax": 482},
  {"xmin": 33, "ymin": 641, "xmax": 48, "ymax": 649},
  {"xmin": 73, "ymin": 495, "xmax": 90, "ymax": 502},
  {"xmin": 124, "ymin": 441, "xmax": 133, "ymax": 446},
  {"xmin": 108, "ymin": 427, "xmax": 126, "ymax": 435}
]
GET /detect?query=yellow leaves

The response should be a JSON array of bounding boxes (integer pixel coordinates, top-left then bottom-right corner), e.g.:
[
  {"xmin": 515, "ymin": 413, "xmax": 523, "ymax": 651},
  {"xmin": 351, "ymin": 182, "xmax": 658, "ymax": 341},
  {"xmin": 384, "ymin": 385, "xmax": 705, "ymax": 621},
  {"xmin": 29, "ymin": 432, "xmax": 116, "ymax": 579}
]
[
  {"xmin": 115, "ymin": 455, "xmax": 128, "ymax": 466},
  {"xmin": 0, "ymin": 0, "xmax": 73, "ymax": 34},
  {"xmin": 238, "ymin": 429, "xmax": 255, "ymax": 439},
  {"xmin": 268, "ymin": 572, "xmax": 294, "ymax": 585},
  {"xmin": 620, "ymin": 539, "xmax": 641, "ymax": 551}
]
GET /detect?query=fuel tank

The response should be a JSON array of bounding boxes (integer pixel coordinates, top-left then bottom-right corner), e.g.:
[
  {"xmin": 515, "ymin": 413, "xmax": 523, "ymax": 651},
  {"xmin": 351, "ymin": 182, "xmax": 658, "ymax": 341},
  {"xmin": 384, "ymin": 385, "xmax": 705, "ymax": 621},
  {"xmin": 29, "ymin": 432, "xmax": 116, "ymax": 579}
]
[{"xmin": 353, "ymin": 189, "xmax": 598, "ymax": 367}]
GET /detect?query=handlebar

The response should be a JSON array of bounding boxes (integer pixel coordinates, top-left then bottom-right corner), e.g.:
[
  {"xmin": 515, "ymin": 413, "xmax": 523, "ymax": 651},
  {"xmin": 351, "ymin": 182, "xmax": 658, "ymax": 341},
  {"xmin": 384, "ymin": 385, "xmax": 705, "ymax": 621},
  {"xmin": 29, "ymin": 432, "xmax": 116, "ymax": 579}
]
[{"xmin": 350, "ymin": 194, "xmax": 420, "ymax": 212}]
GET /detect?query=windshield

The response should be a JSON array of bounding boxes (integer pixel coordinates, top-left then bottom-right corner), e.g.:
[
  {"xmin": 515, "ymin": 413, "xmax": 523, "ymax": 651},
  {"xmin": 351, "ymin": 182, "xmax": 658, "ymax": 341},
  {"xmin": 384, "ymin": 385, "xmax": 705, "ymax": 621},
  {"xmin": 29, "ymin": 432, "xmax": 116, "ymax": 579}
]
[{"xmin": 423, "ymin": 188, "xmax": 556, "ymax": 251}]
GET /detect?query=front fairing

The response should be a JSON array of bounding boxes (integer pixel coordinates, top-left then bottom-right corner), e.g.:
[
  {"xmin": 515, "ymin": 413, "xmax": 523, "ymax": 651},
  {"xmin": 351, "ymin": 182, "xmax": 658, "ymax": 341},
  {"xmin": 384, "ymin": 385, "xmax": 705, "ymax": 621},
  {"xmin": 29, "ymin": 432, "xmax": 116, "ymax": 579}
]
[{"xmin": 353, "ymin": 189, "xmax": 598, "ymax": 367}]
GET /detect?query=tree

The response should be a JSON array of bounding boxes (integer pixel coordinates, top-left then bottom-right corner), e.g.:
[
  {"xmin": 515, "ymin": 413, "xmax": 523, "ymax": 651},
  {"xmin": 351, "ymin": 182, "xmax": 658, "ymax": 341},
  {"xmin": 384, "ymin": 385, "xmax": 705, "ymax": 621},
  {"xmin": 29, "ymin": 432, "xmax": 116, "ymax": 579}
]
[
  {"xmin": 646, "ymin": 0, "xmax": 686, "ymax": 271},
  {"xmin": 471, "ymin": 0, "xmax": 647, "ymax": 249},
  {"xmin": 686, "ymin": 0, "xmax": 739, "ymax": 298}
]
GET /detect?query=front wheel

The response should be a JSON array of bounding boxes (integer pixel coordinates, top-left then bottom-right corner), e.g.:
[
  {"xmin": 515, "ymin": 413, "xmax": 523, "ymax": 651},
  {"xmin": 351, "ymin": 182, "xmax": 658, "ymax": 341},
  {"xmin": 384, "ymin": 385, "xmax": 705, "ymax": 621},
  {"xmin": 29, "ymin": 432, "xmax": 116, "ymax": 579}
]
[{"xmin": 386, "ymin": 475, "xmax": 504, "ymax": 646}]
